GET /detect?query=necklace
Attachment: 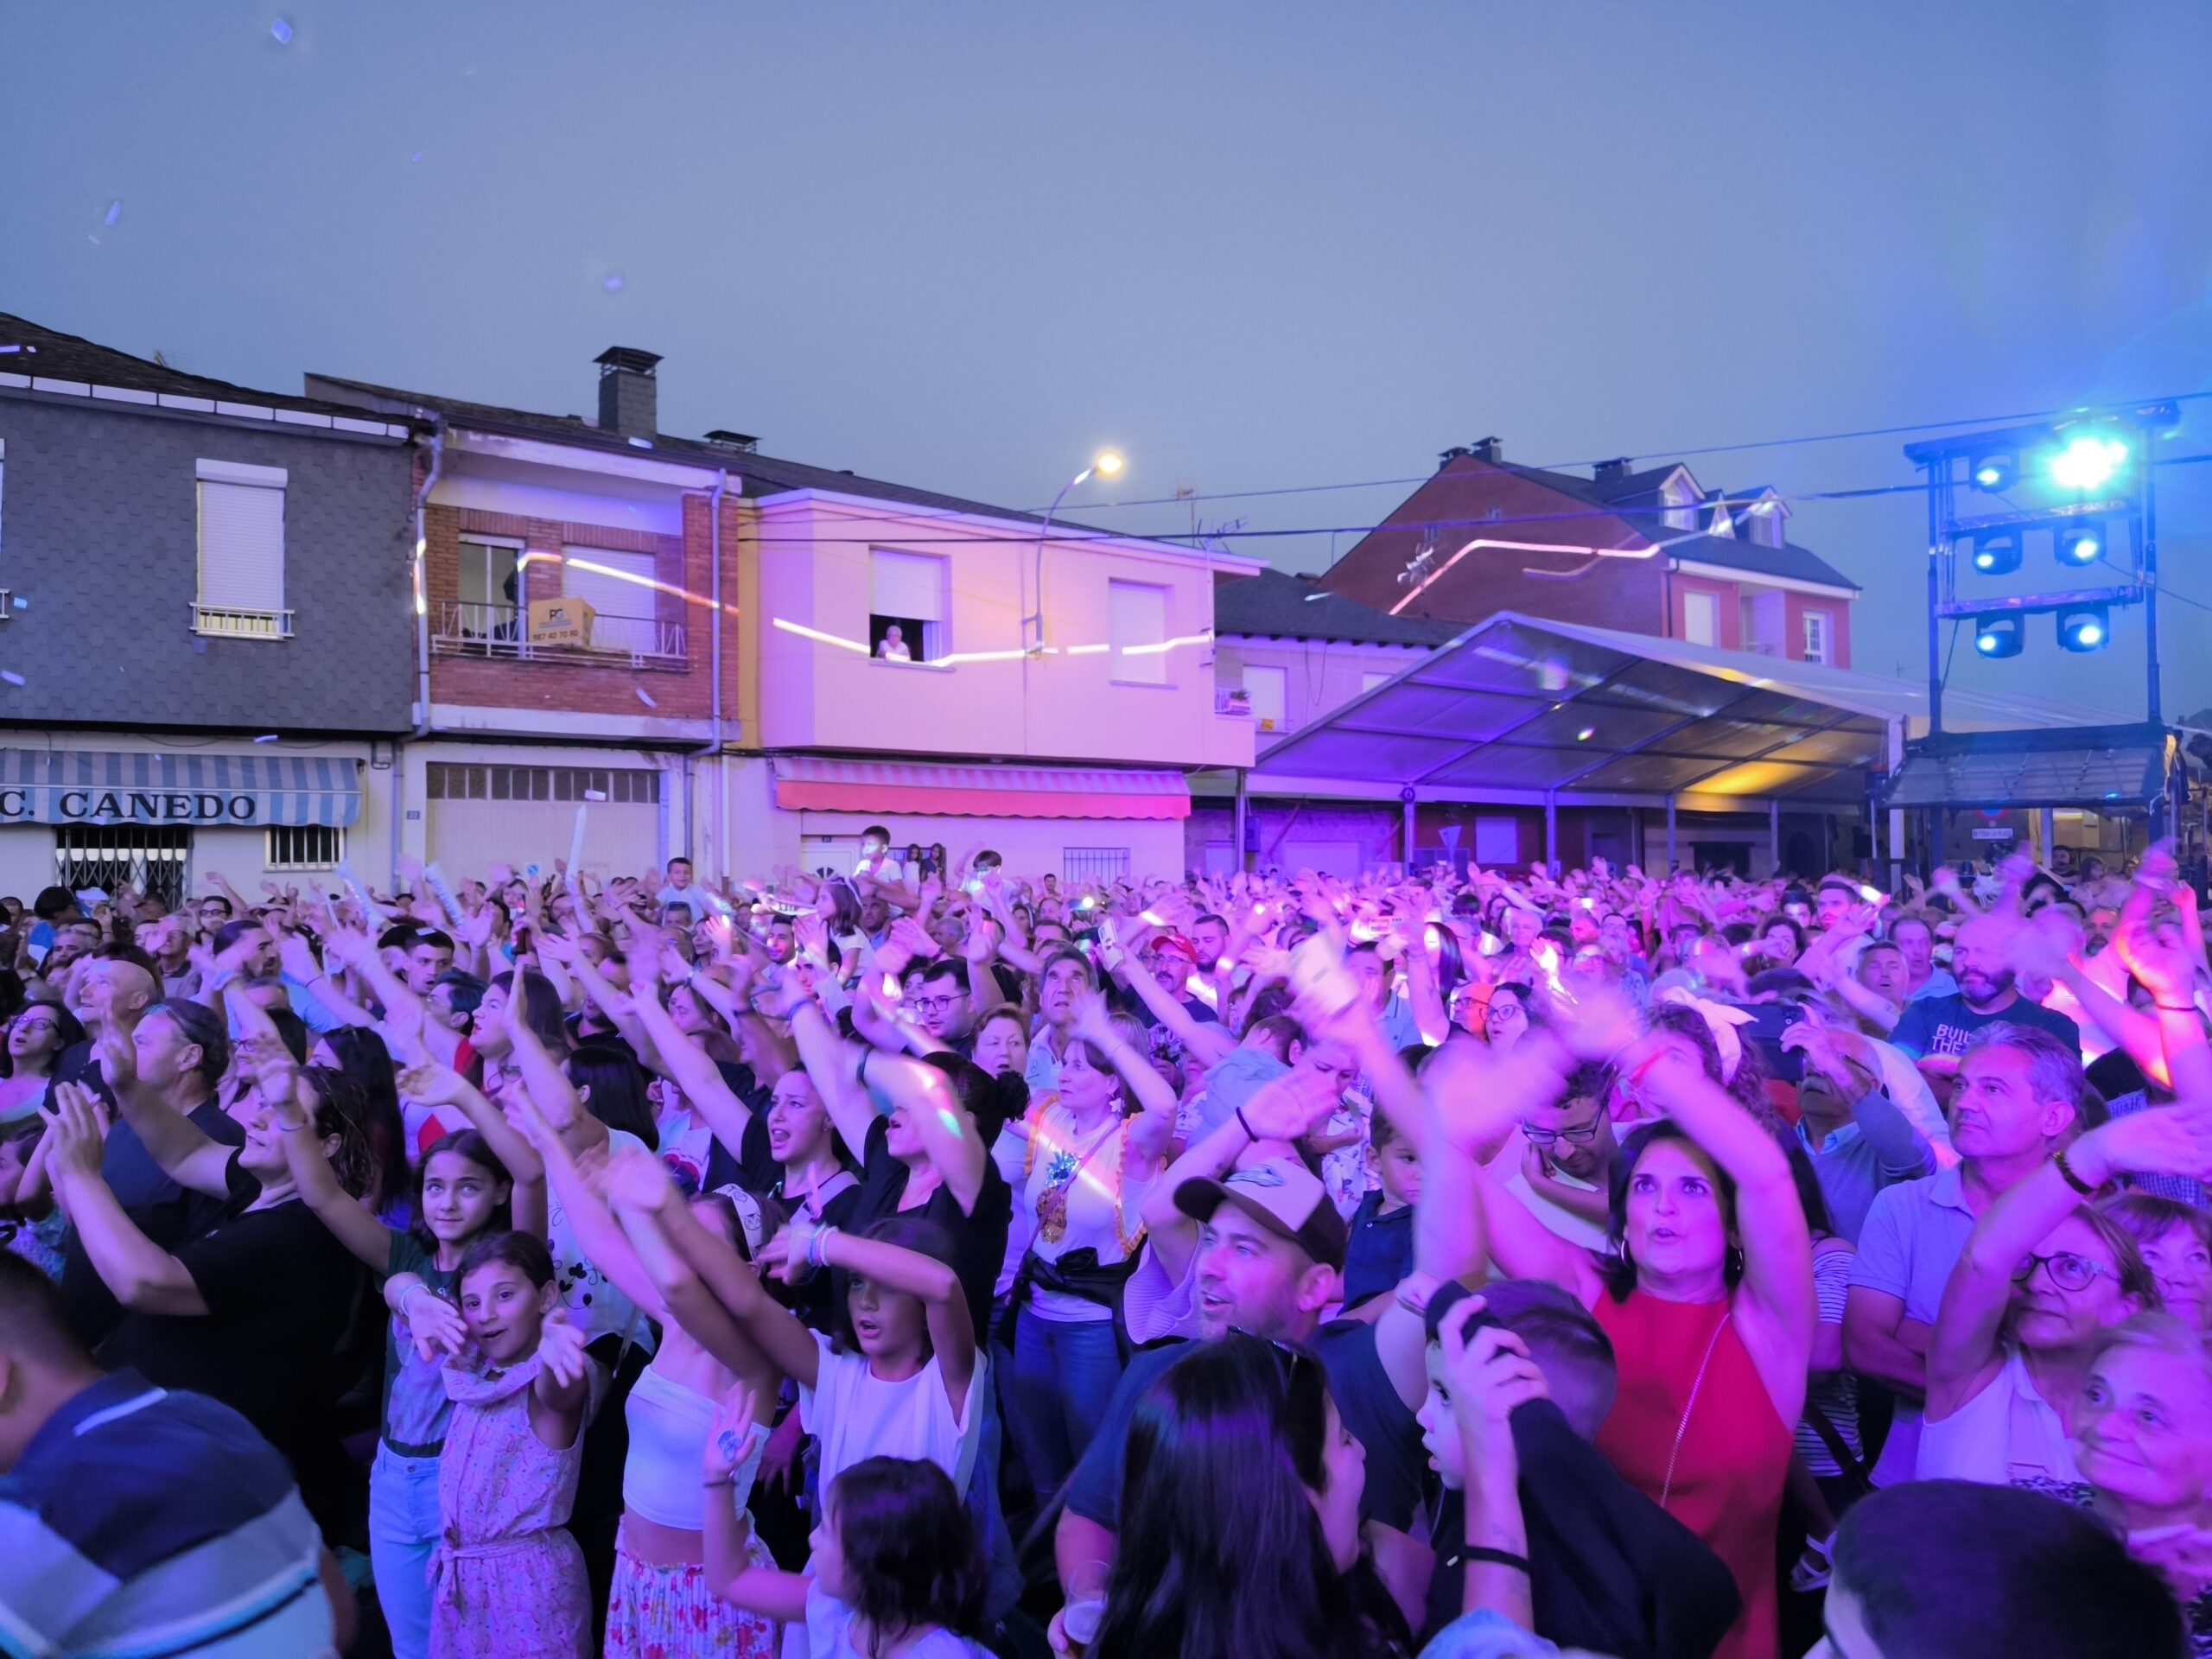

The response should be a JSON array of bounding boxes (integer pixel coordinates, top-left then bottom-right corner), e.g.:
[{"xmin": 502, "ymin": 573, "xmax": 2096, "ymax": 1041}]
[{"xmin": 1658, "ymin": 1306, "xmax": 1732, "ymax": 1512}]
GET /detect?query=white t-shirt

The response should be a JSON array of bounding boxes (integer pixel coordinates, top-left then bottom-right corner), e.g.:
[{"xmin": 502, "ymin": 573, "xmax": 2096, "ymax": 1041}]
[
  {"xmin": 548, "ymin": 1127, "xmax": 656, "ymax": 1353},
  {"xmin": 1491, "ymin": 1128, "xmax": 1610, "ymax": 1251},
  {"xmin": 799, "ymin": 1332, "xmax": 983, "ymax": 1498},
  {"xmin": 1916, "ymin": 1344, "xmax": 2087, "ymax": 1499},
  {"xmin": 794, "ymin": 1581, "xmax": 988, "ymax": 1659},
  {"xmin": 854, "ymin": 855, "xmax": 906, "ymax": 887},
  {"xmin": 1018, "ymin": 1099, "xmax": 1154, "ymax": 1323}
]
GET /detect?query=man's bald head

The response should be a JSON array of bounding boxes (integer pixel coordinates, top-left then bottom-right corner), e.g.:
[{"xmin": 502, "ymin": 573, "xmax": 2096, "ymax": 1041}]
[{"xmin": 73, "ymin": 955, "xmax": 157, "ymax": 1033}]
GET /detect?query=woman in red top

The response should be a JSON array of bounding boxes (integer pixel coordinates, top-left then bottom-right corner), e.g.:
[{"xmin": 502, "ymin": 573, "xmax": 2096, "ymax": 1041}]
[{"xmin": 1473, "ymin": 1005, "xmax": 1815, "ymax": 1659}]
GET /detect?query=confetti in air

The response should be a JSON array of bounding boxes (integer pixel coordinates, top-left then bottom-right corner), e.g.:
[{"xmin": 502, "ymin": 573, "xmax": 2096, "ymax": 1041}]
[
  {"xmin": 103, "ymin": 200, "xmax": 121, "ymax": 228},
  {"xmin": 270, "ymin": 16, "xmax": 293, "ymax": 43},
  {"xmin": 635, "ymin": 687, "xmax": 658, "ymax": 709},
  {"xmin": 0, "ymin": 673, "xmax": 23, "ymax": 688},
  {"xmin": 602, "ymin": 273, "xmax": 626, "ymax": 295},
  {"xmin": 10, "ymin": 598, "xmax": 25, "ymax": 611},
  {"xmin": 254, "ymin": 734, "xmax": 280, "ymax": 744}
]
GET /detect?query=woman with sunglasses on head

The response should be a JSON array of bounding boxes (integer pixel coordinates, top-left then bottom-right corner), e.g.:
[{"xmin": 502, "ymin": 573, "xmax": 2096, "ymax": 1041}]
[{"xmin": 1918, "ymin": 1103, "xmax": 2195, "ymax": 1499}]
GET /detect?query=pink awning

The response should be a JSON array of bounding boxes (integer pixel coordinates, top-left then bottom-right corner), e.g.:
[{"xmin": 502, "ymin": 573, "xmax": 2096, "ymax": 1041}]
[{"xmin": 773, "ymin": 757, "xmax": 1190, "ymax": 820}]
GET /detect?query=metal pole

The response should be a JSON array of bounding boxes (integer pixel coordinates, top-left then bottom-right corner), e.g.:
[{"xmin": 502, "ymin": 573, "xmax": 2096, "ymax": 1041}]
[
  {"xmin": 1234, "ymin": 770, "xmax": 1249, "ymax": 874},
  {"xmin": 2144, "ymin": 425, "xmax": 2162, "ymax": 727},
  {"xmin": 2038, "ymin": 807, "xmax": 2056, "ymax": 865},
  {"xmin": 1544, "ymin": 791, "xmax": 1559, "ymax": 877},
  {"xmin": 1666, "ymin": 793, "xmax": 1678, "ymax": 870},
  {"xmin": 1926, "ymin": 461, "xmax": 1945, "ymax": 739},
  {"xmin": 1402, "ymin": 791, "xmax": 1418, "ymax": 877},
  {"xmin": 1770, "ymin": 798, "xmax": 1782, "ymax": 876}
]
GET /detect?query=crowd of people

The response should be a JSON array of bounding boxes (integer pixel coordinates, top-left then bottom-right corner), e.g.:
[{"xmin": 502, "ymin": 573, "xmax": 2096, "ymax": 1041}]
[{"xmin": 3, "ymin": 830, "xmax": 2212, "ymax": 1657}]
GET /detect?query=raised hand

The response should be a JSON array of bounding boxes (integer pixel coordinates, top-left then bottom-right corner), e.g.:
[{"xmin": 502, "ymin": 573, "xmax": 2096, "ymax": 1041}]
[
  {"xmin": 601, "ymin": 1144, "xmax": 677, "ymax": 1216},
  {"xmin": 403, "ymin": 1284, "xmax": 467, "ymax": 1363},
  {"xmin": 1241, "ymin": 1066, "xmax": 1347, "ymax": 1144},
  {"xmin": 537, "ymin": 1311, "xmax": 590, "ymax": 1389},
  {"xmin": 703, "ymin": 1381, "xmax": 760, "ymax": 1478},
  {"xmin": 43, "ymin": 1082, "xmax": 109, "ymax": 1182}
]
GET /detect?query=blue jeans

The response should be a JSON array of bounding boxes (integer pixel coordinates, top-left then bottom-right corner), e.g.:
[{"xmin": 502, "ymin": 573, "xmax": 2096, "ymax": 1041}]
[
  {"xmin": 368, "ymin": 1444, "xmax": 442, "ymax": 1659},
  {"xmin": 1006, "ymin": 1306, "xmax": 1125, "ymax": 1506}
]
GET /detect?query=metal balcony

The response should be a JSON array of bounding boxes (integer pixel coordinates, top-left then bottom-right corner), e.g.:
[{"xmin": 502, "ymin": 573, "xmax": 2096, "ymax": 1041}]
[{"xmin": 430, "ymin": 601, "xmax": 687, "ymax": 670}]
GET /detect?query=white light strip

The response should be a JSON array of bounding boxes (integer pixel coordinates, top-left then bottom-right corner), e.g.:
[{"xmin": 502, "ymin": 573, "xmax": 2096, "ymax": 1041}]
[
  {"xmin": 771, "ymin": 617, "xmax": 871, "ymax": 654},
  {"xmin": 1389, "ymin": 538, "xmax": 1655, "ymax": 616}
]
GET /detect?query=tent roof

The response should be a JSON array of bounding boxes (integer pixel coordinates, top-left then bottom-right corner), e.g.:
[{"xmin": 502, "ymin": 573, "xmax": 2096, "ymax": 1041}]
[{"xmin": 1249, "ymin": 612, "xmax": 2133, "ymax": 807}]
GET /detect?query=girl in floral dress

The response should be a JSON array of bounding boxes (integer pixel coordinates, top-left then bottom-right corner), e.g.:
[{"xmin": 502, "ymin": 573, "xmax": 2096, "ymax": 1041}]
[{"xmin": 430, "ymin": 1231, "xmax": 601, "ymax": 1659}]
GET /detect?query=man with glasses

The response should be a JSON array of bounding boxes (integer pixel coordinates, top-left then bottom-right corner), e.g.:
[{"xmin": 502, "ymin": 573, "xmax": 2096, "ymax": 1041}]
[
  {"xmin": 1846, "ymin": 1024, "xmax": 2087, "ymax": 1487},
  {"xmin": 1500, "ymin": 1062, "xmax": 1616, "ymax": 1249},
  {"xmin": 911, "ymin": 957, "xmax": 976, "ymax": 1054}
]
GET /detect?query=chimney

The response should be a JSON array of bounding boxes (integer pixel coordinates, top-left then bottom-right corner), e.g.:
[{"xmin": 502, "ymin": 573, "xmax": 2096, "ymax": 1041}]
[
  {"xmin": 594, "ymin": 346, "xmax": 662, "ymax": 438},
  {"xmin": 1593, "ymin": 456, "xmax": 1633, "ymax": 484},
  {"xmin": 704, "ymin": 429, "xmax": 759, "ymax": 454},
  {"xmin": 1437, "ymin": 445, "xmax": 1472, "ymax": 467},
  {"xmin": 1469, "ymin": 436, "xmax": 1503, "ymax": 464}
]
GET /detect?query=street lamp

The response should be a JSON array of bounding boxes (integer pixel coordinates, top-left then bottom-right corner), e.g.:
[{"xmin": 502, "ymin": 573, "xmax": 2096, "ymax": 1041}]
[{"xmin": 1029, "ymin": 451, "xmax": 1124, "ymax": 652}]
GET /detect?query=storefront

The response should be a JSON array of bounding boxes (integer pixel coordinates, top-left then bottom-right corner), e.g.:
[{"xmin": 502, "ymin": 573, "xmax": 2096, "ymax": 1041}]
[{"xmin": 0, "ymin": 742, "xmax": 382, "ymax": 907}]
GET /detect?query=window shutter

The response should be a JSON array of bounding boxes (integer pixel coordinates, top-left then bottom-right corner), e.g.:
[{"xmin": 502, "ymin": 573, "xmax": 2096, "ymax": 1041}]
[
  {"xmin": 1108, "ymin": 580, "xmax": 1168, "ymax": 683},
  {"xmin": 870, "ymin": 550, "xmax": 944, "ymax": 621},
  {"xmin": 196, "ymin": 480, "xmax": 286, "ymax": 611}
]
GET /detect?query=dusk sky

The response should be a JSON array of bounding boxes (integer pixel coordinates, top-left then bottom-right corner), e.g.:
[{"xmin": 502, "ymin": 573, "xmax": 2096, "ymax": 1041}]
[{"xmin": 8, "ymin": 2, "xmax": 2212, "ymax": 717}]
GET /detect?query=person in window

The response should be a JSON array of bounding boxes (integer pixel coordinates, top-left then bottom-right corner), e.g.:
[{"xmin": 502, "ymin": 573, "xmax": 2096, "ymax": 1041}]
[{"xmin": 878, "ymin": 625, "xmax": 912, "ymax": 663}]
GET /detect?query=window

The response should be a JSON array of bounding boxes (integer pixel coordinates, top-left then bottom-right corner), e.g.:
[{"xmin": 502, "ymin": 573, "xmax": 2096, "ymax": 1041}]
[
  {"xmin": 869, "ymin": 550, "xmax": 948, "ymax": 664},
  {"xmin": 267, "ymin": 824, "xmax": 343, "ymax": 871},
  {"xmin": 1361, "ymin": 671, "xmax": 1395, "ymax": 695},
  {"xmin": 1108, "ymin": 580, "xmax": 1169, "ymax": 685},
  {"xmin": 563, "ymin": 546, "xmax": 659, "ymax": 655},
  {"xmin": 55, "ymin": 824, "xmax": 190, "ymax": 908},
  {"xmin": 1749, "ymin": 501, "xmax": 1784, "ymax": 548},
  {"xmin": 426, "ymin": 763, "xmax": 660, "ymax": 804},
  {"xmin": 1802, "ymin": 608, "xmax": 1833, "ymax": 664},
  {"xmin": 1660, "ymin": 470, "xmax": 1699, "ymax": 533},
  {"xmin": 1065, "ymin": 846, "xmax": 1130, "ymax": 884},
  {"xmin": 194, "ymin": 459, "xmax": 289, "ymax": 639},
  {"xmin": 1683, "ymin": 589, "xmax": 1718, "ymax": 646},
  {"xmin": 1473, "ymin": 816, "xmax": 1519, "ymax": 867},
  {"xmin": 1244, "ymin": 664, "xmax": 1288, "ymax": 730},
  {"xmin": 457, "ymin": 537, "xmax": 523, "ymax": 642}
]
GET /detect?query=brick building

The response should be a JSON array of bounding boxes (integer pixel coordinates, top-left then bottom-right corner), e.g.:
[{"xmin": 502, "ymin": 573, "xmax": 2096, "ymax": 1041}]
[
  {"xmin": 0, "ymin": 314, "xmax": 417, "ymax": 904},
  {"xmin": 1323, "ymin": 437, "xmax": 1860, "ymax": 664}
]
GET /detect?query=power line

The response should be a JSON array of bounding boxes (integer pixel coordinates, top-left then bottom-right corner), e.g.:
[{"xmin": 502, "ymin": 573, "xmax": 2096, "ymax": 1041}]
[{"xmin": 1040, "ymin": 390, "xmax": 2212, "ymax": 517}]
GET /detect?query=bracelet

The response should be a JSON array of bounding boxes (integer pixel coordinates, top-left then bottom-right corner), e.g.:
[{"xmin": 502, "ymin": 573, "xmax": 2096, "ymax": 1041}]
[
  {"xmin": 1461, "ymin": 1546, "xmax": 1530, "ymax": 1573},
  {"xmin": 702, "ymin": 1475, "xmax": 739, "ymax": 1489},
  {"xmin": 2054, "ymin": 1146, "xmax": 2100, "ymax": 1197},
  {"xmin": 1236, "ymin": 1105, "xmax": 1258, "ymax": 1141},
  {"xmin": 2156, "ymin": 1001, "xmax": 2196, "ymax": 1014},
  {"xmin": 808, "ymin": 1224, "xmax": 842, "ymax": 1271}
]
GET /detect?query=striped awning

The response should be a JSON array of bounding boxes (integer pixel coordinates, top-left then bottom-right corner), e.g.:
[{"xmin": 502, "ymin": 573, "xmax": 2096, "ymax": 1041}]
[
  {"xmin": 0, "ymin": 749, "xmax": 362, "ymax": 827},
  {"xmin": 774, "ymin": 757, "xmax": 1190, "ymax": 820}
]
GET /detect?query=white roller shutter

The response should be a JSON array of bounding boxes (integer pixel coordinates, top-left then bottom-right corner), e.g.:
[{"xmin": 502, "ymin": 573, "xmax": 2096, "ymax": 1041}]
[
  {"xmin": 870, "ymin": 550, "xmax": 945, "ymax": 621},
  {"xmin": 195, "ymin": 460, "xmax": 287, "ymax": 620},
  {"xmin": 1108, "ymin": 579, "xmax": 1167, "ymax": 683}
]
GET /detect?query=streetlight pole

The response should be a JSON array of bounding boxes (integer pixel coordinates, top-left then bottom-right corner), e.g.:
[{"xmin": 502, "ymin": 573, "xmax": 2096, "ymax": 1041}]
[{"xmin": 1028, "ymin": 451, "xmax": 1122, "ymax": 653}]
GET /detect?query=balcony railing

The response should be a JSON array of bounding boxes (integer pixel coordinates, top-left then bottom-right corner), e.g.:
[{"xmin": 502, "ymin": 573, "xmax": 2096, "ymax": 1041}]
[
  {"xmin": 192, "ymin": 602, "xmax": 295, "ymax": 640},
  {"xmin": 430, "ymin": 601, "xmax": 687, "ymax": 670}
]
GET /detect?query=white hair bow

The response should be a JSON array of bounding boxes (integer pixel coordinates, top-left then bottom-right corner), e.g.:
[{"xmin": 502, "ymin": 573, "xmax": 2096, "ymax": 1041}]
[{"xmin": 1656, "ymin": 986, "xmax": 1757, "ymax": 1081}]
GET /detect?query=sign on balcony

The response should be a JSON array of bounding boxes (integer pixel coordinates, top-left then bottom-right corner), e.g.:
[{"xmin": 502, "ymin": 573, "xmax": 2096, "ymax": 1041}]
[{"xmin": 530, "ymin": 596, "xmax": 595, "ymax": 647}]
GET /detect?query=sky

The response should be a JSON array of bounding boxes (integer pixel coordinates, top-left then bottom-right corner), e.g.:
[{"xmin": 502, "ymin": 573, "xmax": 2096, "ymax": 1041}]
[{"xmin": 7, "ymin": 1, "xmax": 2212, "ymax": 718}]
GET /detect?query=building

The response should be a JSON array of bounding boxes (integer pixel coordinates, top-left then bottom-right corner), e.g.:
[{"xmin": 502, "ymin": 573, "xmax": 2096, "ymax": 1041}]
[
  {"xmin": 1193, "ymin": 568, "xmax": 1458, "ymax": 874},
  {"xmin": 308, "ymin": 347, "xmax": 1261, "ymax": 888},
  {"xmin": 0, "ymin": 314, "xmax": 417, "ymax": 906},
  {"xmin": 1320, "ymin": 437, "xmax": 1861, "ymax": 665}
]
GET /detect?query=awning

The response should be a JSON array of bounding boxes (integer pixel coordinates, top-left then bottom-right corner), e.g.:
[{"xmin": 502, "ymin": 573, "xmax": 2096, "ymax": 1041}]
[
  {"xmin": 0, "ymin": 749, "xmax": 361, "ymax": 827},
  {"xmin": 773, "ymin": 757, "xmax": 1190, "ymax": 820},
  {"xmin": 1249, "ymin": 612, "xmax": 2133, "ymax": 808},
  {"xmin": 1881, "ymin": 725, "xmax": 2175, "ymax": 811}
]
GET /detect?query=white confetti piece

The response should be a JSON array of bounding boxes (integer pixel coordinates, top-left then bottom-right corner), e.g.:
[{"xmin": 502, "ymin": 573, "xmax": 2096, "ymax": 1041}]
[
  {"xmin": 1, "ymin": 672, "xmax": 24, "ymax": 688},
  {"xmin": 602, "ymin": 273, "xmax": 625, "ymax": 295},
  {"xmin": 635, "ymin": 687, "xmax": 658, "ymax": 709},
  {"xmin": 104, "ymin": 200, "xmax": 121, "ymax": 227},
  {"xmin": 270, "ymin": 16, "xmax": 293, "ymax": 43}
]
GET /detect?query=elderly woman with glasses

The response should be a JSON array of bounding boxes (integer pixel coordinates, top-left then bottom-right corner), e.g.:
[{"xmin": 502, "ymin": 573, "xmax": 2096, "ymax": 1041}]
[{"xmin": 1919, "ymin": 1104, "xmax": 2202, "ymax": 1499}]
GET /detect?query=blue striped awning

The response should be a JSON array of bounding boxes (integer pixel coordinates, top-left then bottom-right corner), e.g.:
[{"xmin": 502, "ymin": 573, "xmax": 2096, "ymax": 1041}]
[{"xmin": 0, "ymin": 749, "xmax": 361, "ymax": 828}]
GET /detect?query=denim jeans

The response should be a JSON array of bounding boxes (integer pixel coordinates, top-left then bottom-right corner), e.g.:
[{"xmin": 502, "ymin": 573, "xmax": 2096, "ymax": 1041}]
[
  {"xmin": 368, "ymin": 1443, "xmax": 443, "ymax": 1659},
  {"xmin": 1006, "ymin": 1306, "xmax": 1125, "ymax": 1506}
]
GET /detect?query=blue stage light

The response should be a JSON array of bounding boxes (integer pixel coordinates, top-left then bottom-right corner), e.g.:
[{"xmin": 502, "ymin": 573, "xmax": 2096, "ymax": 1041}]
[
  {"xmin": 1974, "ymin": 615, "xmax": 2023, "ymax": 658},
  {"xmin": 2056, "ymin": 607, "xmax": 2109, "ymax": 652}
]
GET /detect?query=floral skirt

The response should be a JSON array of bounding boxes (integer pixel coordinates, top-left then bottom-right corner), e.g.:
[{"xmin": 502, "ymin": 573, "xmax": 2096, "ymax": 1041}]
[{"xmin": 603, "ymin": 1520, "xmax": 779, "ymax": 1659}]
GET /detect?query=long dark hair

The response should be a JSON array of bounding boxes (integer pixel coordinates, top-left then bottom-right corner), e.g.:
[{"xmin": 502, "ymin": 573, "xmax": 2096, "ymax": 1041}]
[
  {"xmin": 1091, "ymin": 1337, "xmax": 1376, "ymax": 1659},
  {"xmin": 565, "ymin": 1043, "xmax": 659, "ymax": 1151},
  {"xmin": 489, "ymin": 969, "xmax": 569, "ymax": 1053},
  {"xmin": 300, "ymin": 1065, "xmax": 378, "ymax": 1200},
  {"xmin": 320, "ymin": 1026, "xmax": 408, "ymax": 1211},
  {"xmin": 409, "ymin": 1130, "xmax": 513, "ymax": 1250},
  {"xmin": 824, "ymin": 1457, "xmax": 985, "ymax": 1654}
]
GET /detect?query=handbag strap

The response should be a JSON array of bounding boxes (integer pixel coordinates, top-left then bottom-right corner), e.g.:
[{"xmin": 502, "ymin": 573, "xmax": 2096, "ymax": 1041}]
[{"xmin": 1803, "ymin": 1395, "xmax": 1872, "ymax": 1491}]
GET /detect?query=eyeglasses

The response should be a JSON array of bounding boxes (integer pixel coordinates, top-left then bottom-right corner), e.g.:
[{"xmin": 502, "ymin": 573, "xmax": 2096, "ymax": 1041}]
[
  {"xmin": 2012, "ymin": 1251, "xmax": 2119, "ymax": 1293},
  {"xmin": 1523, "ymin": 1122, "xmax": 1603, "ymax": 1147},
  {"xmin": 908, "ymin": 995, "xmax": 958, "ymax": 1014}
]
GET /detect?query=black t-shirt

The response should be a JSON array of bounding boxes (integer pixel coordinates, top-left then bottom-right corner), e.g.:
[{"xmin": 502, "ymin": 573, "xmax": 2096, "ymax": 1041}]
[
  {"xmin": 762, "ymin": 1174, "xmax": 865, "ymax": 1334},
  {"xmin": 839, "ymin": 1116, "xmax": 1012, "ymax": 1342},
  {"xmin": 96, "ymin": 1153, "xmax": 370, "ymax": 1471},
  {"xmin": 1065, "ymin": 1320, "xmax": 1427, "ymax": 1536},
  {"xmin": 60, "ymin": 1099, "xmax": 245, "ymax": 1346}
]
